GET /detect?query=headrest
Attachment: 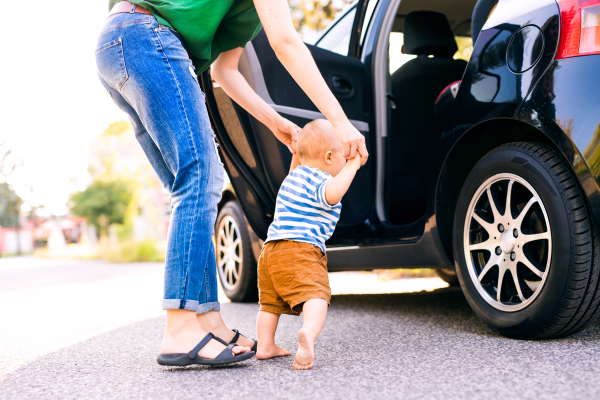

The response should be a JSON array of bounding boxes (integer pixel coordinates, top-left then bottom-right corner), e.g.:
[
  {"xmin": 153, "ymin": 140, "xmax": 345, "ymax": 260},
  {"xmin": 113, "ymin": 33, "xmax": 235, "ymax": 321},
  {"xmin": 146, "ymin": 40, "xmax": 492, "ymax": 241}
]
[{"xmin": 403, "ymin": 11, "xmax": 458, "ymax": 57}]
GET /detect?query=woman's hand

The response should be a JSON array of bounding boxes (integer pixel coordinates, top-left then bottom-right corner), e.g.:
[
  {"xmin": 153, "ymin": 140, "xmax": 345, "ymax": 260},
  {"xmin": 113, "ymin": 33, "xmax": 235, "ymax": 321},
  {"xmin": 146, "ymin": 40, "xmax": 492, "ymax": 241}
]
[
  {"xmin": 270, "ymin": 115, "xmax": 301, "ymax": 154},
  {"xmin": 254, "ymin": 0, "xmax": 369, "ymax": 166},
  {"xmin": 332, "ymin": 120, "xmax": 369, "ymax": 165}
]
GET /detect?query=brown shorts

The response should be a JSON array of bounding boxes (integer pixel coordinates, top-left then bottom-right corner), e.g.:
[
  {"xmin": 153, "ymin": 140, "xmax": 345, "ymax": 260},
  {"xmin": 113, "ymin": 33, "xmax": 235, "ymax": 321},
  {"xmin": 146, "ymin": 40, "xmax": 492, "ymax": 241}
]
[{"xmin": 258, "ymin": 240, "xmax": 331, "ymax": 316}]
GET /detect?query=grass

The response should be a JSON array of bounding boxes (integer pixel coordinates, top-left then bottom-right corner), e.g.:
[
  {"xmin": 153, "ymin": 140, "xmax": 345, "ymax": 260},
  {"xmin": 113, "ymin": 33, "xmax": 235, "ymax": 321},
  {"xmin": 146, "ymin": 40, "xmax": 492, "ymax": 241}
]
[
  {"xmin": 98, "ymin": 239, "xmax": 165, "ymax": 263},
  {"xmin": 35, "ymin": 240, "xmax": 166, "ymax": 263}
]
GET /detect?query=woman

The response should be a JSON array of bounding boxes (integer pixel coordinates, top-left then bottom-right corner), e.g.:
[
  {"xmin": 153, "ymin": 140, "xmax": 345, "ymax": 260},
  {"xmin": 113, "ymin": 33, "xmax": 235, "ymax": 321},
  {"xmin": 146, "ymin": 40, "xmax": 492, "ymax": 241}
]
[{"xmin": 96, "ymin": 0, "xmax": 368, "ymax": 366}]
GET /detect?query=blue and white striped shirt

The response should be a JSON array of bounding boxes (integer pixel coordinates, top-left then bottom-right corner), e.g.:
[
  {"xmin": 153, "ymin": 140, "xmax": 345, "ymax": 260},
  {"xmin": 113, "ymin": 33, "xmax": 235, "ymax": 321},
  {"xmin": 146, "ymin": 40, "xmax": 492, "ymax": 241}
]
[{"xmin": 265, "ymin": 166, "xmax": 342, "ymax": 252}]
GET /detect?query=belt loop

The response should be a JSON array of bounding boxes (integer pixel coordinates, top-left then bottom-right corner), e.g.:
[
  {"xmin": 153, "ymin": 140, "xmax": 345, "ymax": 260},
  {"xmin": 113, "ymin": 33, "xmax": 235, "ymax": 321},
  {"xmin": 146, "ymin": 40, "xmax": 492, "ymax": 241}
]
[{"xmin": 129, "ymin": 3, "xmax": 136, "ymax": 13}]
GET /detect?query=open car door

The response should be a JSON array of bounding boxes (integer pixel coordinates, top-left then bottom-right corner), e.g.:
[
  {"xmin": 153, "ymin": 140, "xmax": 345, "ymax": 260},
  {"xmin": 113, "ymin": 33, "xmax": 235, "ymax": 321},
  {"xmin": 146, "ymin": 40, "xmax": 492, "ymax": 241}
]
[{"xmin": 201, "ymin": 4, "xmax": 374, "ymax": 242}]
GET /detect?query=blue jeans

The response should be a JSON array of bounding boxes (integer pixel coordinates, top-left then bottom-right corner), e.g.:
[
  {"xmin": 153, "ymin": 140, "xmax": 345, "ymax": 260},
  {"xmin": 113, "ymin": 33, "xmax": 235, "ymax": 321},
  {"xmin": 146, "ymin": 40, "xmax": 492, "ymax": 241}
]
[{"xmin": 95, "ymin": 11, "xmax": 224, "ymax": 314}]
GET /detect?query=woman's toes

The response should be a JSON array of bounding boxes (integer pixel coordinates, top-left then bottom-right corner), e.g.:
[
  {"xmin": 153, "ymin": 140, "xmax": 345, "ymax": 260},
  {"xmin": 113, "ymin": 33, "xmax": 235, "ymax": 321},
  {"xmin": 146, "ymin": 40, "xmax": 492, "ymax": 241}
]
[{"xmin": 232, "ymin": 345, "xmax": 250, "ymax": 355}]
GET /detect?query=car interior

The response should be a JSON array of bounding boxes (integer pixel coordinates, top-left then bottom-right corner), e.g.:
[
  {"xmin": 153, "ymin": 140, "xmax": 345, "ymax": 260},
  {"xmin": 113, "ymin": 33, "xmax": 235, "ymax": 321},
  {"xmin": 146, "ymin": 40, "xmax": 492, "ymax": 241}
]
[{"xmin": 385, "ymin": 0, "xmax": 481, "ymax": 226}]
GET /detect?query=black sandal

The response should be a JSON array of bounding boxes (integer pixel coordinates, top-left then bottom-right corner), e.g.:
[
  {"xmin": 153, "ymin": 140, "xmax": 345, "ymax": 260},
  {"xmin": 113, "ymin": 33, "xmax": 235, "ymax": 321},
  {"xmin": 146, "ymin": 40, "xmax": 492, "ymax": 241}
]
[
  {"xmin": 156, "ymin": 332, "xmax": 255, "ymax": 366},
  {"xmin": 230, "ymin": 329, "xmax": 258, "ymax": 352}
]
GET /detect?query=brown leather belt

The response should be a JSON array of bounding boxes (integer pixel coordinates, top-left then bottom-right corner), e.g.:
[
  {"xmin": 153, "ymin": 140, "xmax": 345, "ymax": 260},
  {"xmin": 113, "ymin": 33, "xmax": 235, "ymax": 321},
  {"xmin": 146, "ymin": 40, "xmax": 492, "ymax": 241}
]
[{"xmin": 107, "ymin": 1, "xmax": 152, "ymax": 19}]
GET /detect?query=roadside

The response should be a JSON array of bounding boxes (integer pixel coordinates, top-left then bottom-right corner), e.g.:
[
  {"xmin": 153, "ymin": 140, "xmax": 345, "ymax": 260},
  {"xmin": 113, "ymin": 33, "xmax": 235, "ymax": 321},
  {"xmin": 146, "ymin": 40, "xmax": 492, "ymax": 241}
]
[{"xmin": 0, "ymin": 256, "xmax": 447, "ymax": 377}]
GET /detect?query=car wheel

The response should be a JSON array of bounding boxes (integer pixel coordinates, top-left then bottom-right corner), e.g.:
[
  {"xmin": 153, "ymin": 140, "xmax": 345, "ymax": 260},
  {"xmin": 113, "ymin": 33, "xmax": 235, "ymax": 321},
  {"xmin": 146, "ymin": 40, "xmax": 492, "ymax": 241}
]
[
  {"xmin": 215, "ymin": 200, "xmax": 258, "ymax": 302},
  {"xmin": 454, "ymin": 142, "xmax": 600, "ymax": 339},
  {"xmin": 435, "ymin": 268, "xmax": 460, "ymax": 286}
]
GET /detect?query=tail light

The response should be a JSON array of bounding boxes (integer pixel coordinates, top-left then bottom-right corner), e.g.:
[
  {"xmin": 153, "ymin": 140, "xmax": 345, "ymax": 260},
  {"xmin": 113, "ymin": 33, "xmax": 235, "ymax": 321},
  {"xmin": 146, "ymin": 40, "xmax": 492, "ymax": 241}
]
[{"xmin": 556, "ymin": 0, "xmax": 600, "ymax": 59}]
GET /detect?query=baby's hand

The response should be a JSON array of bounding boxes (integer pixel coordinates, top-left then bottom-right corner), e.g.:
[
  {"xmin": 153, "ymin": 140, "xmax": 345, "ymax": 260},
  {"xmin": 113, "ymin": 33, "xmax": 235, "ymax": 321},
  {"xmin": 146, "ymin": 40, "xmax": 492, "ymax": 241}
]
[{"xmin": 347, "ymin": 151, "xmax": 362, "ymax": 171}]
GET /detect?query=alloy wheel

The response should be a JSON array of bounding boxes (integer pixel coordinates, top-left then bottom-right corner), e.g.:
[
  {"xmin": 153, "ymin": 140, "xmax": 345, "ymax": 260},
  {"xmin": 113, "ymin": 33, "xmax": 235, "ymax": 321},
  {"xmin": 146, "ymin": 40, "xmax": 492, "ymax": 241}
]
[
  {"xmin": 216, "ymin": 215, "xmax": 243, "ymax": 292},
  {"xmin": 463, "ymin": 173, "xmax": 552, "ymax": 312}
]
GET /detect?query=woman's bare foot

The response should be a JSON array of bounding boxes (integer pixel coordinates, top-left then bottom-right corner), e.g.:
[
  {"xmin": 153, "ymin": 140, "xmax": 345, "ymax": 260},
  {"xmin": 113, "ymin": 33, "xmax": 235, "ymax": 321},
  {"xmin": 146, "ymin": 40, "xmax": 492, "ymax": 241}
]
[
  {"xmin": 197, "ymin": 311, "xmax": 256, "ymax": 348},
  {"xmin": 256, "ymin": 344, "xmax": 291, "ymax": 360},
  {"xmin": 292, "ymin": 328, "xmax": 315, "ymax": 370},
  {"xmin": 161, "ymin": 310, "xmax": 251, "ymax": 358}
]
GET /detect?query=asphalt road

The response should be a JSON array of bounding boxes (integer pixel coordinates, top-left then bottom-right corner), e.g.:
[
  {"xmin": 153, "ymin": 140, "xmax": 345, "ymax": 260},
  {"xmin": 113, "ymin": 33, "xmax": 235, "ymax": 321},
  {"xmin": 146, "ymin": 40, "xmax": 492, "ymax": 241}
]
[{"xmin": 2, "ymin": 258, "xmax": 600, "ymax": 399}]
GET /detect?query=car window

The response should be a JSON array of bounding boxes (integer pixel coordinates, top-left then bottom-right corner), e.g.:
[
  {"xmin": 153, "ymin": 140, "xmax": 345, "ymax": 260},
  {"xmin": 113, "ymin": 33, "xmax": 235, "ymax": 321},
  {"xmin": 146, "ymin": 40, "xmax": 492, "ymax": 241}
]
[
  {"xmin": 389, "ymin": 32, "xmax": 416, "ymax": 74},
  {"xmin": 314, "ymin": 7, "xmax": 357, "ymax": 56},
  {"xmin": 455, "ymin": 36, "xmax": 474, "ymax": 62},
  {"xmin": 389, "ymin": 33, "xmax": 474, "ymax": 74}
]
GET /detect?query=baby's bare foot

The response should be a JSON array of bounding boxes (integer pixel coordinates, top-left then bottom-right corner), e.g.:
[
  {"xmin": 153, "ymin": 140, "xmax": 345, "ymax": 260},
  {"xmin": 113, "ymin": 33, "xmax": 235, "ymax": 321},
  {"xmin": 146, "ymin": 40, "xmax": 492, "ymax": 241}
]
[
  {"xmin": 256, "ymin": 345, "xmax": 291, "ymax": 360},
  {"xmin": 292, "ymin": 328, "xmax": 314, "ymax": 370}
]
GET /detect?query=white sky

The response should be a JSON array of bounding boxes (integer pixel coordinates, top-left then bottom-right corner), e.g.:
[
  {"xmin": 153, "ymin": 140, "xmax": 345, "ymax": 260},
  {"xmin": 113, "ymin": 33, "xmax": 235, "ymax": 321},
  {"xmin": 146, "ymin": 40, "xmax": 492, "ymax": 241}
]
[{"xmin": 1, "ymin": 1, "xmax": 126, "ymax": 216}]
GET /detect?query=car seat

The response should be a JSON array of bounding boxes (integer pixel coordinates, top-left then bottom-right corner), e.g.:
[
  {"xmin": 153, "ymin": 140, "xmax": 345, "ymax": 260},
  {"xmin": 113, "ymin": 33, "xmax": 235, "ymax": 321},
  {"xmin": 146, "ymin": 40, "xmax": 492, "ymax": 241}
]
[{"xmin": 388, "ymin": 11, "xmax": 467, "ymax": 225}]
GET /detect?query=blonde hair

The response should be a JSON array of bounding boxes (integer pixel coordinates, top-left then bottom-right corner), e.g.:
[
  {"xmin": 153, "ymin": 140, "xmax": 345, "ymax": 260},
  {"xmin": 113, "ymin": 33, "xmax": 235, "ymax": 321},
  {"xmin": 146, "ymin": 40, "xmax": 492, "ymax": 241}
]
[{"xmin": 296, "ymin": 119, "xmax": 341, "ymax": 162}]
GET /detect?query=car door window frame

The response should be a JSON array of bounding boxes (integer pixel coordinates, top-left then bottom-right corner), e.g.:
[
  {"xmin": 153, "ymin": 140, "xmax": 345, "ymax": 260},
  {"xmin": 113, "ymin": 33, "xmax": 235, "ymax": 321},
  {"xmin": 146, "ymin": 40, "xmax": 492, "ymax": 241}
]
[
  {"xmin": 314, "ymin": 6, "xmax": 358, "ymax": 56},
  {"xmin": 351, "ymin": 0, "xmax": 380, "ymax": 58},
  {"xmin": 312, "ymin": 0, "xmax": 377, "ymax": 59}
]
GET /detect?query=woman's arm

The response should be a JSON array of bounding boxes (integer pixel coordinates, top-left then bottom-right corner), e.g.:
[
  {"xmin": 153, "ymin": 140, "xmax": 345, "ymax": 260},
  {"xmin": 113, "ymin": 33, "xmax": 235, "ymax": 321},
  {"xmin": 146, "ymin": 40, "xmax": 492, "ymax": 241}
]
[
  {"xmin": 253, "ymin": 0, "xmax": 368, "ymax": 165},
  {"xmin": 212, "ymin": 48, "xmax": 300, "ymax": 153}
]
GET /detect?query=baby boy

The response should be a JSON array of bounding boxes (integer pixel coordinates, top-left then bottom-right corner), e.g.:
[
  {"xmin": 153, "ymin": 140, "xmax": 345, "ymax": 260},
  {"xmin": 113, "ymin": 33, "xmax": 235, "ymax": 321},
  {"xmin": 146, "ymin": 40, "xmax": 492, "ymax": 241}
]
[{"xmin": 255, "ymin": 119, "xmax": 361, "ymax": 370}]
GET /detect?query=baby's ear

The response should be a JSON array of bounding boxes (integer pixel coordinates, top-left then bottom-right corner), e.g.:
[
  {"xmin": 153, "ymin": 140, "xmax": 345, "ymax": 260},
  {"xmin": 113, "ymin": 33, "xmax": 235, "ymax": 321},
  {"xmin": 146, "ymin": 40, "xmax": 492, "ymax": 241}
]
[{"xmin": 324, "ymin": 150, "xmax": 333, "ymax": 164}]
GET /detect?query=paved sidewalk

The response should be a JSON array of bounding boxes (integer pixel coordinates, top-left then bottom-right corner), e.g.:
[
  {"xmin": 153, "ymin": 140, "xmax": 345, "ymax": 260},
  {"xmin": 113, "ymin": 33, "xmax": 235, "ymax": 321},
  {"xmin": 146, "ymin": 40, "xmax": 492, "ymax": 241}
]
[
  {"xmin": 2, "ymin": 257, "xmax": 600, "ymax": 399},
  {"xmin": 0, "ymin": 257, "xmax": 445, "ymax": 377}
]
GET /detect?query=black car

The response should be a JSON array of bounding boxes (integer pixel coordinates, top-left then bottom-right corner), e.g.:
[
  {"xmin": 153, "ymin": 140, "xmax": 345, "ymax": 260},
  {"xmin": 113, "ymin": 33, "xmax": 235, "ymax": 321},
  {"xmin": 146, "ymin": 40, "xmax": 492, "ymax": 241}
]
[{"xmin": 201, "ymin": 0, "xmax": 600, "ymax": 340}]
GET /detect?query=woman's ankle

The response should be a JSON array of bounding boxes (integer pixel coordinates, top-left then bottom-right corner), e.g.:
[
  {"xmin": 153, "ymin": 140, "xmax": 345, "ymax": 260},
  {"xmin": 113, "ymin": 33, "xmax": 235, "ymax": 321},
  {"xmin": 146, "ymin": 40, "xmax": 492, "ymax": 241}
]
[
  {"xmin": 165, "ymin": 309, "xmax": 202, "ymax": 336},
  {"xmin": 197, "ymin": 310, "xmax": 228, "ymax": 331}
]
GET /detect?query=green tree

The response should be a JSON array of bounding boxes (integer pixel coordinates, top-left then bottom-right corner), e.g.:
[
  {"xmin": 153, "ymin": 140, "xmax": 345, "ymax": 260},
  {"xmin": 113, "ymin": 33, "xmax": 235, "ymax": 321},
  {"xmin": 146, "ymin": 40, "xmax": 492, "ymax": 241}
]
[
  {"xmin": 0, "ymin": 183, "xmax": 23, "ymax": 255},
  {"xmin": 0, "ymin": 183, "xmax": 22, "ymax": 228},
  {"xmin": 70, "ymin": 177, "xmax": 135, "ymax": 238}
]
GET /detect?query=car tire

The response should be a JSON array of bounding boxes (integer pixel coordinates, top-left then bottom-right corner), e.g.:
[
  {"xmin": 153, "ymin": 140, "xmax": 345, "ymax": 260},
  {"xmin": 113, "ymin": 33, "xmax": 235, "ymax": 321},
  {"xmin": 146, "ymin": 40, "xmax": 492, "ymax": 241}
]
[
  {"xmin": 435, "ymin": 268, "xmax": 460, "ymax": 286},
  {"xmin": 215, "ymin": 200, "xmax": 258, "ymax": 303},
  {"xmin": 454, "ymin": 142, "xmax": 600, "ymax": 339}
]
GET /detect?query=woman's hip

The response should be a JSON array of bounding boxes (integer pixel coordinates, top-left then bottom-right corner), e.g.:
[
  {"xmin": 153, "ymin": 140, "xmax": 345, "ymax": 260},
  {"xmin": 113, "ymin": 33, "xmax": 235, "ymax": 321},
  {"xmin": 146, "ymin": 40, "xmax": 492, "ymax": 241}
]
[
  {"xmin": 95, "ymin": 12, "xmax": 190, "ymax": 94},
  {"xmin": 94, "ymin": 12, "xmax": 222, "ymax": 195}
]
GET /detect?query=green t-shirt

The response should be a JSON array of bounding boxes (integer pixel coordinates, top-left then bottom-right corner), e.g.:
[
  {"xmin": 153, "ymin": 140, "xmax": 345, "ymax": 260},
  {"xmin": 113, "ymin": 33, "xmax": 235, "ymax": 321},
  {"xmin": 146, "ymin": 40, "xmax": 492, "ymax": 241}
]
[{"xmin": 108, "ymin": 0, "xmax": 262, "ymax": 74}]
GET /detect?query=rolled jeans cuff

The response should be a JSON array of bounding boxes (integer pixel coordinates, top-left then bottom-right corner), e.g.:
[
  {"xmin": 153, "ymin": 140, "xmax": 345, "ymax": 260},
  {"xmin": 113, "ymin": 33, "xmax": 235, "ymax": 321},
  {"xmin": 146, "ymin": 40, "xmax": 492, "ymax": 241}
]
[
  {"xmin": 196, "ymin": 302, "xmax": 220, "ymax": 315},
  {"xmin": 162, "ymin": 299, "xmax": 199, "ymax": 311}
]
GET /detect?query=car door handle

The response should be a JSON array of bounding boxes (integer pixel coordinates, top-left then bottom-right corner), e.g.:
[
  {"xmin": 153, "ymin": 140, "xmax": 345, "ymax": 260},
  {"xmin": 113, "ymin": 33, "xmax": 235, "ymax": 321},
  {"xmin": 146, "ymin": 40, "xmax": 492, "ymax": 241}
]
[{"xmin": 331, "ymin": 76, "xmax": 354, "ymax": 98}]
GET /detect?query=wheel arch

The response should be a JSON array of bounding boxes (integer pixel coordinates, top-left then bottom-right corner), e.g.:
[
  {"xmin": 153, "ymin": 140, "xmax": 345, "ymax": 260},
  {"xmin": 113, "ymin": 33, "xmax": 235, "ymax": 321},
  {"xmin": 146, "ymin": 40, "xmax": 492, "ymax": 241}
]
[
  {"xmin": 435, "ymin": 119, "xmax": 556, "ymax": 259},
  {"xmin": 217, "ymin": 185, "xmax": 263, "ymax": 263},
  {"xmin": 218, "ymin": 186, "xmax": 237, "ymax": 214}
]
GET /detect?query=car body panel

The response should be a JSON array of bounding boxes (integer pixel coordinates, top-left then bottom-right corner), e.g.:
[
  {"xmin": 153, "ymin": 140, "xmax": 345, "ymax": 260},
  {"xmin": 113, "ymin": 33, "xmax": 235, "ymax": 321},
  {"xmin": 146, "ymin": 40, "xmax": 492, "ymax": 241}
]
[
  {"xmin": 433, "ymin": 0, "xmax": 562, "ymax": 258},
  {"xmin": 516, "ymin": 55, "xmax": 600, "ymax": 221}
]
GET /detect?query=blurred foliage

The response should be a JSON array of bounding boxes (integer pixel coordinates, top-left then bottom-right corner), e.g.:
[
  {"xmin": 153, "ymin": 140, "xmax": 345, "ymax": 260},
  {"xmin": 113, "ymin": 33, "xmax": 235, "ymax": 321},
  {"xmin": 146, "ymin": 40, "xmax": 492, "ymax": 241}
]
[
  {"xmin": 0, "ymin": 183, "xmax": 22, "ymax": 228},
  {"xmin": 98, "ymin": 238, "xmax": 165, "ymax": 262},
  {"xmin": 103, "ymin": 121, "xmax": 132, "ymax": 136},
  {"xmin": 455, "ymin": 36, "xmax": 474, "ymax": 62},
  {"xmin": 67, "ymin": 119, "xmax": 168, "ymax": 263},
  {"xmin": 290, "ymin": 0, "xmax": 354, "ymax": 34},
  {"xmin": 582, "ymin": 122, "xmax": 600, "ymax": 173},
  {"xmin": 70, "ymin": 177, "xmax": 135, "ymax": 237}
]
